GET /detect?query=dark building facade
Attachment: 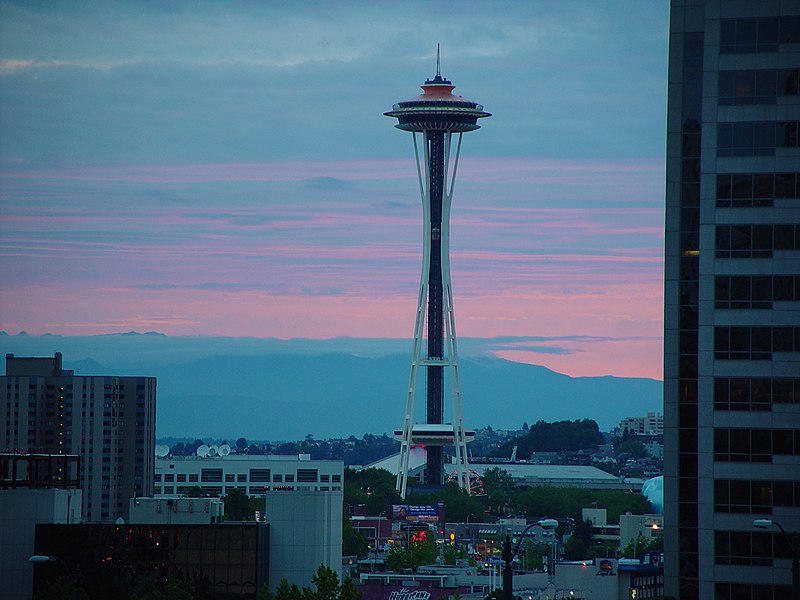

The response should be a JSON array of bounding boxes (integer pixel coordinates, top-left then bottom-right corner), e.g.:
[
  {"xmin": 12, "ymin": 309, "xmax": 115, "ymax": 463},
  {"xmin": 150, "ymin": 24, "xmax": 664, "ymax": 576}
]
[
  {"xmin": 33, "ymin": 522, "xmax": 269, "ymax": 599},
  {"xmin": 664, "ymin": 1, "xmax": 800, "ymax": 599},
  {"xmin": 1, "ymin": 353, "xmax": 156, "ymax": 521}
]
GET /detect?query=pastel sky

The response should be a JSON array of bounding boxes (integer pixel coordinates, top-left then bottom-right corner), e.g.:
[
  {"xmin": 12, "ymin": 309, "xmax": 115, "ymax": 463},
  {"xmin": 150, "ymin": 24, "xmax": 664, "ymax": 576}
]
[{"xmin": 0, "ymin": 1, "xmax": 669, "ymax": 379}]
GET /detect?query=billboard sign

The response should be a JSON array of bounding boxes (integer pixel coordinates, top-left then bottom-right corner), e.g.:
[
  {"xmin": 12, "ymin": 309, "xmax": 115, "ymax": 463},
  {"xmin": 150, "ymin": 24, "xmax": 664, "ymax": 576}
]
[{"xmin": 392, "ymin": 504, "xmax": 441, "ymax": 522}]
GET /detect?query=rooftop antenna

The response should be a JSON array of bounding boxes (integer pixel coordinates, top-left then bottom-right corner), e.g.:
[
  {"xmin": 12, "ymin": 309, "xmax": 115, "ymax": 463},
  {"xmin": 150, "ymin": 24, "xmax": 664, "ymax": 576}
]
[{"xmin": 436, "ymin": 43, "xmax": 441, "ymax": 77}]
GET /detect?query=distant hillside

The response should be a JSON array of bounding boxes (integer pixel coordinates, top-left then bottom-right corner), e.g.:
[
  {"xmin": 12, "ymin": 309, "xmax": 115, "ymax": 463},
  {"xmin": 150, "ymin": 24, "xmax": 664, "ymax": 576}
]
[{"xmin": 0, "ymin": 334, "xmax": 662, "ymax": 440}]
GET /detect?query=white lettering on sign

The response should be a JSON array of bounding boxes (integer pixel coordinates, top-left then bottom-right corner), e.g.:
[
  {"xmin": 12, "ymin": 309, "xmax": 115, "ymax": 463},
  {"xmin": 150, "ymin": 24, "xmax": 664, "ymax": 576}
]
[{"xmin": 388, "ymin": 589, "xmax": 432, "ymax": 600}]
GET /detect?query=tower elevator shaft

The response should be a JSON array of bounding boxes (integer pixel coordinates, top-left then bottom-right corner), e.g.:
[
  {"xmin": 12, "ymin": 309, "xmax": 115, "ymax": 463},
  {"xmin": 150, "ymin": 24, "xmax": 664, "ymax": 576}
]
[{"xmin": 426, "ymin": 130, "xmax": 445, "ymax": 486}]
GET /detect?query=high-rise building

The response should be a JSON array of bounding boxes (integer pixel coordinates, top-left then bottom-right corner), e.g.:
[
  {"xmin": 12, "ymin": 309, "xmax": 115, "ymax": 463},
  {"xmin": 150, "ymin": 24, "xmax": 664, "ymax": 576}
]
[
  {"xmin": 664, "ymin": 2, "xmax": 800, "ymax": 599},
  {"xmin": 1, "ymin": 353, "xmax": 156, "ymax": 522}
]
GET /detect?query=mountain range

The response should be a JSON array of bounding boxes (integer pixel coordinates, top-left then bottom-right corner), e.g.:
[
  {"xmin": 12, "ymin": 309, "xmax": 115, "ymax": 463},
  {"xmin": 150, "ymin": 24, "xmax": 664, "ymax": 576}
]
[{"xmin": 0, "ymin": 333, "xmax": 662, "ymax": 440}]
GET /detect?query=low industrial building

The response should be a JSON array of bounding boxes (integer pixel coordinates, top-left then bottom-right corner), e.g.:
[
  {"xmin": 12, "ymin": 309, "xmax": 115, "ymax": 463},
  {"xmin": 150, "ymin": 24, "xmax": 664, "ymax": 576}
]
[
  {"xmin": 366, "ymin": 451, "xmax": 644, "ymax": 491},
  {"xmin": 154, "ymin": 454, "xmax": 343, "ymax": 497}
]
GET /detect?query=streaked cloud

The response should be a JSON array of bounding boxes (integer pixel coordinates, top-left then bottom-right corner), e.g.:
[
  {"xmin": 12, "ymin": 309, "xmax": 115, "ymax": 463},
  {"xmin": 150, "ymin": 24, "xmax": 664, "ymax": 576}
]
[{"xmin": 0, "ymin": 1, "xmax": 668, "ymax": 380}]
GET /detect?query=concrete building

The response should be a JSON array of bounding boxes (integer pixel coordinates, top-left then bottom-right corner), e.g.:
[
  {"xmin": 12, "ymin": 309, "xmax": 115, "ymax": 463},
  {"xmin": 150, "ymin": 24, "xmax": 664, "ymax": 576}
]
[
  {"xmin": 664, "ymin": 2, "xmax": 800, "ymax": 599},
  {"xmin": 128, "ymin": 496, "xmax": 224, "ymax": 524},
  {"xmin": 265, "ymin": 489, "xmax": 342, "ymax": 592},
  {"xmin": 620, "ymin": 412, "xmax": 664, "ymax": 436},
  {"xmin": 153, "ymin": 454, "xmax": 344, "ymax": 591},
  {"xmin": 0, "ymin": 454, "xmax": 82, "ymax": 600},
  {"xmin": 154, "ymin": 454, "xmax": 343, "ymax": 497},
  {"xmin": 32, "ymin": 521, "xmax": 269, "ymax": 599},
  {"xmin": 1, "ymin": 353, "xmax": 156, "ymax": 522}
]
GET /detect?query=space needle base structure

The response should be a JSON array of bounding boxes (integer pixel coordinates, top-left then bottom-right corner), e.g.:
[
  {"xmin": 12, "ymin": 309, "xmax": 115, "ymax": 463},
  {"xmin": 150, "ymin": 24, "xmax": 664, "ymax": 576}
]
[{"xmin": 385, "ymin": 52, "xmax": 490, "ymax": 498}]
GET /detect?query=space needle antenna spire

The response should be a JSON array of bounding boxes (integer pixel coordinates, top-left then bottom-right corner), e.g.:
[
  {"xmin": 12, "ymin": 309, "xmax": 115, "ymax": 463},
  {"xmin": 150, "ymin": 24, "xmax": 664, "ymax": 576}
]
[{"xmin": 385, "ymin": 49, "xmax": 490, "ymax": 498}]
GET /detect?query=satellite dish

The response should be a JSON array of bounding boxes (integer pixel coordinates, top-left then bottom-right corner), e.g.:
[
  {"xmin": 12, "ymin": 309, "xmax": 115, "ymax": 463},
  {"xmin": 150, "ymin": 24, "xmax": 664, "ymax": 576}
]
[
  {"xmin": 196, "ymin": 444, "xmax": 209, "ymax": 458},
  {"xmin": 155, "ymin": 445, "xmax": 170, "ymax": 458},
  {"xmin": 208, "ymin": 445, "xmax": 218, "ymax": 457},
  {"xmin": 218, "ymin": 444, "xmax": 231, "ymax": 456}
]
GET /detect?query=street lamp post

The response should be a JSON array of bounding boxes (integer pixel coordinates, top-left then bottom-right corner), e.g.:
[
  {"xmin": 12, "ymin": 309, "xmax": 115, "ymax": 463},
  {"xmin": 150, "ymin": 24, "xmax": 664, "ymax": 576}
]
[
  {"xmin": 753, "ymin": 518, "xmax": 799, "ymax": 600},
  {"xmin": 502, "ymin": 519, "xmax": 558, "ymax": 600}
]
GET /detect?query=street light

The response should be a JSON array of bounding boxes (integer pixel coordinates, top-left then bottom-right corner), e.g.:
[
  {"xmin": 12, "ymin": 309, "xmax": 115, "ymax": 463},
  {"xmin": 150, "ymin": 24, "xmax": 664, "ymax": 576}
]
[
  {"xmin": 753, "ymin": 518, "xmax": 799, "ymax": 600},
  {"xmin": 502, "ymin": 519, "xmax": 559, "ymax": 600}
]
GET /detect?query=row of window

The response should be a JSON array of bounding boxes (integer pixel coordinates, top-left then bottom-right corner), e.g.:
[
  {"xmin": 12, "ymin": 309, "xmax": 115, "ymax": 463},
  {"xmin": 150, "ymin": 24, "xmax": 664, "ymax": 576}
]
[
  {"xmin": 715, "ymin": 377, "xmax": 800, "ymax": 411},
  {"xmin": 716, "ymin": 224, "xmax": 800, "ymax": 258},
  {"xmin": 720, "ymin": 16, "xmax": 800, "ymax": 54},
  {"xmin": 716, "ymin": 582, "xmax": 791, "ymax": 600},
  {"xmin": 715, "ymin": 531, "xmax": 773, "ymax": 566},
  {"xmin": 716, "ymin": 172, "xmax": 800, "ymax": 207},
  {"xmin": 719, "ymin": 68, "xmax": 800, "ymax": 105},
  {"xmin": 152, "ymin": 484, "xmax": 342, "ymax": 496},
  {"xmin": 717, "ymin": 121, "xmax": 799, "ymax": 157},
  {"xmin": 715, "ymin": 327, "xmax": 800, "ymax": 360},
  {"xmin": 155, "ymin": 469, "xmax": 341, "ymax": 484},
  {"xmin": 714, "ymin": 428, "xmax": 800, "ymax": 462},
  {"xmin": 715, "ymin": 478, "xmax": 800, "ymax": 514},
  {"xmin": 715, "ymin": 275, "xmax": 800, "ymax": 309}
]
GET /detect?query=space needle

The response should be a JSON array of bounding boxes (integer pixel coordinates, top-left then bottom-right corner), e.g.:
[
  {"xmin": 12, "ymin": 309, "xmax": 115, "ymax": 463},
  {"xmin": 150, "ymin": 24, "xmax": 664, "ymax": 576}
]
[{"xmin": 385, "ymin": 48, "xmax": 490, "ymax": 498}]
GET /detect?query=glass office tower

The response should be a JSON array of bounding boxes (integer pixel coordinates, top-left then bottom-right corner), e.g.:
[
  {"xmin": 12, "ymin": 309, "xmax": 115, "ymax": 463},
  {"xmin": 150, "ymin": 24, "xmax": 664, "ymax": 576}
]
[{"xmin": 664, "ymin": 2, "xmax": 800, "ymax": 599}]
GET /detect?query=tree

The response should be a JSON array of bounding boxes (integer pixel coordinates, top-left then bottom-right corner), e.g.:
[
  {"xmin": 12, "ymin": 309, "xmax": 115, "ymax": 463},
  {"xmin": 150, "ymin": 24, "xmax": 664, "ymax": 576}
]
[
  {"xmin": 343, "ymin": 513, "xmax": 368, "ymax": 558},
  {"xmin": 183, "ymin": 485, "xmax": 203, "ymax": 498},
  {"xmin": 339, "ymin": 577, "xmax": 362, "ymax": 600},
  {"xmin": 621, "ymin": 532, "xmax": 663, "ymax": 558},
  {"xmin": 303, "ymin": 565, "xmax": 340, "ymax": 600},
  {"xmin": 223, "ymin": 488, "xmax": 251, "ymax": 520},
  {"xmin": 439, "ymin": 483, "xmax": 485, "ymax": 522},
  {"xmin": 562, "ymin": 518, "xmax": 594, "ymax": 560},
  {"xmin": 273, "ymin": 579, "xmax": 303, "ymax": 600},
  {"xmin": 36, "ymin": 576, "xmax": 89, "ymax": 600},
  {"xmin": 344, "ymin": 468, "xmax": 401, "ymax": 517},
  {"xmin": 618, "ymin": 439, "xmax": 648, "ymax": 459},
  {"xmin": 482, "ymin": 467, "xmax": 516, "ymax": 515},
  {"xmin": 130, "ymin": 579, "xmax": 193, "ymax": 600},
  {"xmin": 249, "ymin": 495, "xmax": 265, "ymax": 519},
  {"xmin": 297, "ymin": 565, "xmax": 362, "ymax": 600}
]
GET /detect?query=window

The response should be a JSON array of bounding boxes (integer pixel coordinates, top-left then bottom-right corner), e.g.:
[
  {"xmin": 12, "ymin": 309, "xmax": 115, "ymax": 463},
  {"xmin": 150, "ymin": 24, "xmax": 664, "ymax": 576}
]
[
  {"xmin": 716, "ymin": 172, "xmax": 800, "ymax": 207},
  {"xmin": 249, "ymin": 469, "xmax": 270, "ymax": 482},
  {"xmin": 201, "ymin": 468, "xmax": 223, "ymax": 482},
  {"xmin": 188, "ymin": 474, "xmax": 199, "ymax": 483},
  {"xmin": 715, "ymin": 327, "xmax": 800, "ymax": 360},
  {"xmin": 715, "ymin": 530, "xmax": 774, "ymax": 566},
  {"xmin": 715, "ymin": 275, "xmax": 800, "ymax": 309},
  {"xmin": 715, "ymin": 479, "xmax": 800, "ymax": 514},
  {"xmin": 720, "ymin": 17, "xmax": 782, "ymax": 54},
  {"xmin": 714, "ymin": 377, "xmax": 800, "ymax": 411},
  {"xmin": 717, "ymin": 121, "xmax": 800, "ymax": 157},
  {"xmin": 297, "ymin": 469, "xmax": 318, "ymax": 483},
  {"xmin": 714, "ymin": 428, "xmax": 800, "ymax": 462},
  {"xmin": 716, "ymin": 582, "xmax": 790, "ymax": 600},
  {"xmin": 716, "ymin": 224, "xmax": 800, "ymax": 258}
]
